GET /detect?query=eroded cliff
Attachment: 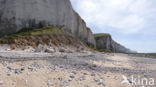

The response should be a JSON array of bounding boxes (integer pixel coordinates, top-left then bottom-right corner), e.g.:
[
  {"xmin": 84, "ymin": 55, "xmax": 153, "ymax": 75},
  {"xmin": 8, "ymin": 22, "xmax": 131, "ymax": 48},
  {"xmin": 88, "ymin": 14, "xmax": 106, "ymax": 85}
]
[
  {"xmin": 94, "ymin": 33, "xmax": 135, "ymax": 53},
  {"xmin": 0, "ymin": 0, "xmax": 96, "ymax": 47}
]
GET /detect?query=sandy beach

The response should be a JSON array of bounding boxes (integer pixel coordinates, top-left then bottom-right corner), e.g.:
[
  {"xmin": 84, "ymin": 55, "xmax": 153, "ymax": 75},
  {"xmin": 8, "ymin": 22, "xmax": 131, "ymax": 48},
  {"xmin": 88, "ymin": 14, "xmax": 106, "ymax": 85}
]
[{"xmin": 0, "ymin": 51, "xmax": 155, "ymax": 87}]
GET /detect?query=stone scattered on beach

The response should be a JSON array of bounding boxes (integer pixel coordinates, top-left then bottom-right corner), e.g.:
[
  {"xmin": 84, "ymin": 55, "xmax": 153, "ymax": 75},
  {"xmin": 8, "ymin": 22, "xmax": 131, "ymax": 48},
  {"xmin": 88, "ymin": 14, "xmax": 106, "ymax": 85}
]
[
  {"xmin": 0, "ymin": 81, "xmax": 3, "ymax": 85},
  {"xmin": 0, "ymin": 72, "xmax": 2, "ymax": 76},
  {"xmin": 47, "ymin": 80, "xmax": 53, "ymax": 87}
]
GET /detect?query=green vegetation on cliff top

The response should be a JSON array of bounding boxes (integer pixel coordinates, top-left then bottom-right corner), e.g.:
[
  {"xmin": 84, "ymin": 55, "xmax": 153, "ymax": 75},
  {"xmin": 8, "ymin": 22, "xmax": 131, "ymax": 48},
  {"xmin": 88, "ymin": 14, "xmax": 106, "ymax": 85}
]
[
  {"xmin": 94, "ymin": 33, "xmax": 110, "ymax": 38},
  {"xmin": 0, "ymin": 26, "xmax": 64, "ymax": 43}
]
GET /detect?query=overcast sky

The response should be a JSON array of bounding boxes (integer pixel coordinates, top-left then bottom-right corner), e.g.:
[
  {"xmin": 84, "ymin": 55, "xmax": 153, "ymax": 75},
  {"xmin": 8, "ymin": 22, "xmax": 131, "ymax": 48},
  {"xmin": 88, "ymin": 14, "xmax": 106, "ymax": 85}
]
[{"xmin": 70, "ymin": 0, "xmax": 156, "ymax": 53}]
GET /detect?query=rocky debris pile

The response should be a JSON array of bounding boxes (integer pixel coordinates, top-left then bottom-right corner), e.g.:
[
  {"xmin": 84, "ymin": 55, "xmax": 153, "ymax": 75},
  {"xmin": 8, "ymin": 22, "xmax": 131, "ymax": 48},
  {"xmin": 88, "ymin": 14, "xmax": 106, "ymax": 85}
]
[{"xmin": 0, "ymin": 43, "xmax": 93, "ymax": 54}]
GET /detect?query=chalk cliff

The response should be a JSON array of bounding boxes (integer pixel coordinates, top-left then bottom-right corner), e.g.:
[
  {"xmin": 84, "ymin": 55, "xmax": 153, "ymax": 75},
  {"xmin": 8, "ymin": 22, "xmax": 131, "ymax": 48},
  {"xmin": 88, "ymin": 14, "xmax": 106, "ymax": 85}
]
[
  {"xmin": 0, "ymin": 0, "xmax": 96, "ymax": 47},
  {"xmin": 95, "ymin": 33, "xmax": 135, "ymax": 53},
  {"xmin": 0, "ymin": 0, "xmax": 136, "ymax": 53}
]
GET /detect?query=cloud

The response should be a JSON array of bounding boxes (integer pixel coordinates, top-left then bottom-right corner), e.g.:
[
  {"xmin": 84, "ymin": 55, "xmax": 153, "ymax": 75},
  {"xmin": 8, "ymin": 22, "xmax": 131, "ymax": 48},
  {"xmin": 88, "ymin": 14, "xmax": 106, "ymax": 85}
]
[
  {"xmin": 70, "ymin": 0, "xmax": 156, "ymax": 34},
  {"xmin": 70, "ymin": 0, "xmax": 156, "ymax": 52}
]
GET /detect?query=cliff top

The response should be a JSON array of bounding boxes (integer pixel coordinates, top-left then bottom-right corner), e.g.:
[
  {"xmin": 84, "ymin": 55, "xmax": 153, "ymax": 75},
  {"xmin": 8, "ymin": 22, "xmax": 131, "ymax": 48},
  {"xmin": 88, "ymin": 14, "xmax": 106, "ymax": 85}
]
[
  {"xmin": 0, "ymin": 26, "xmax": 86, "ymax": 50},
  {"xmin": 94, "ymin": 33, "xmax": 111, "ymax": 38},
  {"xmin": 0, "ymin": 26, "xmax": 64, "ymax": 43}
]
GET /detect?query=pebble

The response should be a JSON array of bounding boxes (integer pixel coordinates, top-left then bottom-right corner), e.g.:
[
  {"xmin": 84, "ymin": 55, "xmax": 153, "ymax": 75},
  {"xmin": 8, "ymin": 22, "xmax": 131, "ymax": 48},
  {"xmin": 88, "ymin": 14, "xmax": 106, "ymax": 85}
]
[
  {"xmin": 7, "ymin": 71, "xmax": 11, "ymax": 76},
  {"xmin": 28, "ymin": 66, "xmax": 36, "ymax": 72},
  {"xmin": 91, "ymin": 72, "xmax": 96, "ymax": 76},
  {"xmin": 25, "ymin": 80, "xmax": 28, "ymax": 83},
  {"xmin": 45, "ymin": 48, "xmax": 55, "ymax": 53},
  {"xmin": 69, "ymin": 75, "xmax": 75, "ymax": 79},
  {"xmin": 84, "ymin": 85, "xmax": 89, "ymax": 87},
  {"xmin": 47, "ymin": 80, "xmax": 53, "ymax": 87},
  {"xmin": 71, "ymin": 71, "xmax": 77, "ymax": 75},
  {"xmin": 94, "ymin": 78, "xmax": 105, "ymax": 87},
  {"xmin": 27, "ymin": 72, "xmax": 30, "ymax": 75},
  {"xmin": 0, "ymin": 81, "xmax": 3, "ymax": 85},
  {"xmin": 15, "ymin": 69, "xmax": 21, "ymax": 74},
  {"xmin": 58, "ymin": 77, "xmax": 63, "ymax": 81},
  {"xmin": 7, "ymin": 66, "xmax": 12, "ymax": 71},
  {"xmin": 93, "ymin": 78, "xmax": 98, "ymax": 82},
  {"xmin": 78, "ymin": 76, "xmax": 86, "ymax": 81},
  {"xmin": 69, "ymin": 73, "xmax": 75, "ymax": 78},
  {"xmin": 60, "ymin": 81, "xmax": 69, "ymax": 86},
  {"xmin": 68, "ymin": 78, "xmax": 73, "ymax": 81}
]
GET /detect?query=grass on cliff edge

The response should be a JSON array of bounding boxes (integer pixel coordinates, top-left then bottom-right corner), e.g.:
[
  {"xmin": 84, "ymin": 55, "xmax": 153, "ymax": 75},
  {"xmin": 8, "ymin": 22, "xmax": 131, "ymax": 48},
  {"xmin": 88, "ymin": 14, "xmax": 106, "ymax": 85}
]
[
  {"xmin": 0, "ymin": 26, "xmax": 64, "ymax": 43},
  {"xmin": 94, "ymin": 33, "xmax": 110, "ymax": 38}
]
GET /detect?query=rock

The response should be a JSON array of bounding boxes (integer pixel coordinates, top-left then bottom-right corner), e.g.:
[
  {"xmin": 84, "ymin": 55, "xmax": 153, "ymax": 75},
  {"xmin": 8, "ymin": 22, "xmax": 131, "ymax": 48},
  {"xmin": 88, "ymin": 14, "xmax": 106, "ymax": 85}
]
[
  {"xmin": 69, "ymin": 75, "xmax": 75, "ymax": 79},
  {"xmin": 88, "ymin": 64, "xmax": 97, "ymax": 70},
  {"xmin": 25, "ymin": 80, "xmax": 28, "ymax": 83},
  {"xmin": 60, "ymin": 81, "xmax": 69, "ymax": 87},
  {"xmin": 0, "ymin": 0, "xmax": 96, "ymax": 47},
  {"xmin": 7, "ymin": 66, "xmax": 12, "ymax": 71},
  {"xmin": 84, "ymin": 85, "xmax": 89, "ymax": 87},
  {"xmin": 91, "ymin": 72, "xmax": 96, "ymax": 76},
  {"xmin": 14, "ymin": 69, "xmax": 21, "ymax": 74},
  {"xmin": 35, "ymin": 44, "xmax": 48, "ymax": 52},
  {"xmin": 23, "ymin": 46, "xmax": 35, "ymax": 52},
  {"xmin": 83, "ymin": 72, "xmax": 88, "ymax": 75},
  {"xmin": 21, "ymin": 67, "xmax": 25, "ymax": 71},
  {"xmin": 28, "ymin": 66, "xmax": 36, "ymax": 72},
  {"xmin": 68, "ymin": 78, "xmax": 73, "ymax": 82},
  {"xmin": 0, "ymin": 81, "xmax": 3, "ymax": 85},
  {"xmin": 58, "ymin": 77, "xmax": 63, "ymax": 81},
  {"xmin": 71, "ymin": 71, "xmax": 77, "ymax": 75},
  {"xmin": 0, "ymin": 44, "xmax": 11, "ymax": 51},
  {"xmin": 47, "ymin": 80, "xmax": 53, "ymax": 87},
  {"xmin": 7, "ymin": 72, "xmax": 11, "ymax": 76},
  {"xmin": 58, "ymin": 48, "xmax": 67, "ymax": 52},
  {"xmin": 69, "ymin": 73, "xmax": 75, "ymax": 80},
  {"xmin": 14, "ymin": 67, "xmax": 25, "ymax": 74},
  {"xmin": 93, "ymin": 78, "xmax": 99, "ymax": 82},
  {"xmin": 59, "ymin": 65, "xmax": 64, "ymax": 68},
  {"xmin": 99, "ymin": 79, "xmax": 103, "ymax": 83},
  {"xmin": 45, "ymin": 48, "xmax": 55, "ymax": 53},
  {"xmin": 95, "ymin": 78, "xmax": 105, "ymax": 87},
  {"xmin": 40, "ymin": 46, "xmax": 55, "ymax": 53},
  {"xmin": 78, "ymin": 76, "xmax": 86, "ymax": 81},
  {"xmin": 98, "ymin": 82, "xmax": 105, "ymax": 87},
  {"xmin": 27, "ymin": 72, "xmax": 30, "ymax": 75}
]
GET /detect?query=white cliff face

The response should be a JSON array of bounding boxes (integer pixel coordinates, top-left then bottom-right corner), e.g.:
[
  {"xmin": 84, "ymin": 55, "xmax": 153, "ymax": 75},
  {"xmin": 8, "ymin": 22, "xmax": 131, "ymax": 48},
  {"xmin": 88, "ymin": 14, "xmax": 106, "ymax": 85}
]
[
  {"xmin": 0, "ymin": 0, "xmax": 96, "ymax": 47},
  {"xmin": 95, "ymin": 35, "xmax": 113, "ymax": 51},
  {"xmin": 95, "ymin": 34, "xmax": 134, "ymax": 53}
]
